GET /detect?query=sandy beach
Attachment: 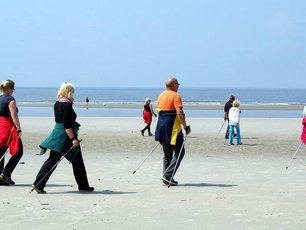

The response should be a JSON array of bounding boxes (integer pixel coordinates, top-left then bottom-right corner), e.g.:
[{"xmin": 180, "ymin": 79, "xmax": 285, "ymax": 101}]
[{"xmin": 1, "ymin": 116, "xmax": 306, "ymax": 229}]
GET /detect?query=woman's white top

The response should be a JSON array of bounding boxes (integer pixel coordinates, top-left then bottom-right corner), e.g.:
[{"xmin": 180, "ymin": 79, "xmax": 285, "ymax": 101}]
[{"xmin": 228, "ymin": 107, "xmax": 240, "ymax": 125}]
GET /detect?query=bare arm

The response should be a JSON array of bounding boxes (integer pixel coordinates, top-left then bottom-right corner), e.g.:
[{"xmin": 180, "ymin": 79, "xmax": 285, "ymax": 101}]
[
  {"xmin": 176, "ymin": 107, "xmax": 191, "ymax": 135},
  {"xmin": 65, "ymin": 128, "xmax": 80, "ymax": 146},
  {"xmin": 8, "ymin": 100, "xmax": 22, "ymax": 137}
]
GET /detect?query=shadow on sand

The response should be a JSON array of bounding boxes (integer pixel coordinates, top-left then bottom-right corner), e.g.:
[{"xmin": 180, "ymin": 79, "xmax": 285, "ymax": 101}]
[{"xmin": 179, "ymin": 182, "xmax": 237, "ymax": 188}]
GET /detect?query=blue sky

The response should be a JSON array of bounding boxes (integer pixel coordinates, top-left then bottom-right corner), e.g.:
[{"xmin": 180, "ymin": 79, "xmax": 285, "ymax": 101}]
[{"xmin": 1, "ymin": 0, "xmax": 305, "ymax": 88}]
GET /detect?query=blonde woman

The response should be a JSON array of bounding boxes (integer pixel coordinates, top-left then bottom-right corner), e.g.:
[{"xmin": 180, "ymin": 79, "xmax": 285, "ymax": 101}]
[
  {"xmin": 228, "ymin": 100, "xmax": 242, "ymax": 145},
  {"xmin": 32, "ymin": 82, "xmax": 94, "ymax": 193},
  {"xmin": 0, "ymin": 80, "xmax": 23, "ymax": 185}
]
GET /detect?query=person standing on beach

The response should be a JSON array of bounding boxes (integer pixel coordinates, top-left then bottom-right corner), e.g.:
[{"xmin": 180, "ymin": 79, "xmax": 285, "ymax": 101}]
[
  {"xmin": 32, "ymin": 82, "xmax": 94, "ymax": 194},
  {"xmin": 86, "ymin": 97, "xmax": 89, "ymax": 109},
  {"xmin": 0, "ymin": 80, "xmax": 23, "ymax": 185},
  {"xmin": 228, "ymin": 100, "xmax": 242, "ymax": 145},
  {"xmin": 141, "ymin": 97, "xmax": 157, "ymax": 136},
  {"xmin": 155, "ymin": 77, "xmax": 191, "ymax": 186},
  {"xmin": 224, "ymin": 95, "xmax": 235, "ymax": 139}
]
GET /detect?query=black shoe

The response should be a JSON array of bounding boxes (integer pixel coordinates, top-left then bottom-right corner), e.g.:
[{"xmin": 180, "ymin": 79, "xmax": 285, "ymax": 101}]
[
  {"xmin": 161, "ymin": 177, "xmax": 178, "ymax": 186},
  {"xmin": 0, "ymin": 174, "xmax": 15, "ymax": 185},
  {"xmin": 79, "ymin": 186, "xmax": 95, "ymax": 192},
  {"xmin": 141, "ymin": 130, "xmax": 144, "ymax": 136},
  {"xmin": 149, "ymin": 133, "xmax": 153, "ymax": 136},
  {"xmin": 32, "ymin": 185, "xmax": 47, "ymax": 194}
]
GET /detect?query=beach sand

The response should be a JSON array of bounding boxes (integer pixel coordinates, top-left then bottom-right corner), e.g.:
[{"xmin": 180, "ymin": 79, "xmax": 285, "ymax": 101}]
[{"xmin": 1, "ymin": 117, "xmax": 306, "ymax": 229}]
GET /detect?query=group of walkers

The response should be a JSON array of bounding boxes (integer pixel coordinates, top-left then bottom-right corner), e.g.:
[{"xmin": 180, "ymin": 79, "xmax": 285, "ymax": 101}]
[
  {"xmin": 0, "ymin": 77, "xmax": 191, "ymax": 192},
  {"xmin": 0, "ymin": 80, "xmax": 94, "ymax": 193}
]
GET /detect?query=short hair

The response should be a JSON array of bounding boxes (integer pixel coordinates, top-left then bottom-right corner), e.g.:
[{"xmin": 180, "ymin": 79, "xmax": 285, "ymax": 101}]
[
  {"xmin": 233, "ymin": 100, "xmax": 240, "ymax": 107},
  {"xmin": 229, "ymin": 95, "xmax": 235, "ymax": 100},
  {"xmin": 0, "ymin": 80, "xmax": 15, "ymax": 93},
  {"xmin": 57, "ymin": 82, "xmax": 75, "ymax": 98}
]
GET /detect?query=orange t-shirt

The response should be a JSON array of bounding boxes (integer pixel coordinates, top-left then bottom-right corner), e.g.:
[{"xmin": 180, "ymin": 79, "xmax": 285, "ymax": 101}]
[{"xmin": 157, "ymin": 89, "xmax": 183, "ymax": 111}]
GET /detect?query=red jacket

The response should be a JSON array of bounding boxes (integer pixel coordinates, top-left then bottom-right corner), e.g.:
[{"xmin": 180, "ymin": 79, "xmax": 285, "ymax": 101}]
[
  {"xmin": 0, "ymin": 117, "xmax": 20, "ymax": 156},
  {"xmin": 301, "ymin": 118, "xmax": 306, "ymax": 144}
]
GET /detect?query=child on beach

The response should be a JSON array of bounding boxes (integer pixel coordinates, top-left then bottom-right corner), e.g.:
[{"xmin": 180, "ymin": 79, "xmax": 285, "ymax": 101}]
[{"xmin": 228, "ymin": 100, "xmax": 242, "ymax": 145}]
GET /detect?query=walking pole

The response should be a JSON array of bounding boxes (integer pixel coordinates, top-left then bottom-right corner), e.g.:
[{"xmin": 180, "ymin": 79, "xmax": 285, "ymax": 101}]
[
  {"xmin": 0, "ymin": 127, "xmax": 14, "ymax": 163},
  {"xmin": 131, "ymin": 120, "xmax": 143, "ymax": 133},
  {"xmin": 286, "ymin": 142, "xmax": 303, "ymax": 170},
  {"xmin": 133, "ymin": 142, "xmax": 159, "ymax": 174},
  {"xmin": 168, "ymin": 135, "xmax": 187, "ymax": 188},
  {"xmin": 30, "ymin": 141, "xmax": 81, "ymax": 193},
  {"xmin": 216, "ymin": 120, "xmax": 226, "ymax": 138},
  {"xmin": 0, "ymin": 149, "xmax": 10, "ymax": 163}
]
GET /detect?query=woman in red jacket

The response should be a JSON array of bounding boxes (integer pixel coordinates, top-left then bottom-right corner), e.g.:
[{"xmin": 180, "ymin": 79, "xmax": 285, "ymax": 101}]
[
  {"xmin": 141, "ymin": 98, "xmax": 157, "ymax": 136},
  {"xmin": 0, "ymin": 80, "xmax": 23, "ymax": 185}
]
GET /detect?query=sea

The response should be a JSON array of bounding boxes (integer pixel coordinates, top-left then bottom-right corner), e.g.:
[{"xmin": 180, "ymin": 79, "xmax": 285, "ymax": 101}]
[{"xmin": 13, "ymin": 87, "xmax": 306, "ymax": 118}]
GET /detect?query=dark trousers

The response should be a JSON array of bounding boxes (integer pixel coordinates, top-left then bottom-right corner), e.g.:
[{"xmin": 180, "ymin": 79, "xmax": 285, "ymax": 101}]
[
  {"xmin": 162, "ymin": 132, "xmax": 185, "ymax": 180},
  {"xmin": 33, "ymin": 147, "xmax": 90, "ymax": 190},
  {"xmin": 0, "ymin": 139, "xmax": 23, "ymax": 178},
  {"xmin": 142, "ymin": 123, "xmax": 152, "ymax": 135}
]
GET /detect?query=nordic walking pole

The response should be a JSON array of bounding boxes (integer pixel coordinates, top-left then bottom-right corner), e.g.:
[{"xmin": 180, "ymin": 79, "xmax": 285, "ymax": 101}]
[
  {"xmin": 133, "ymin": 142, "xmax": 159, "ymax": 174},
  {"xmin": 0, "ymin": 128, "xmax": 14, "ymax": 163},
  {"xmin": 286, "ymin": 142, "xmax": 303, "ymax": 170},
  {"xmin": 216, "ymin": 120, "xmax": 226, "ymax": 138},
  {"xmin": 131, "ymin": 120, "xmax": 143, "ymax": 133},
  {"xmin": 168, "ymin": 135, "xmax": 187, "ymax": 188},
  {"xmin": 0, "ymin": 149, "xmax": 10, "ymax": 163},
  {"xmin": 30, "ymin": 140, "xmax": 82, "ymax": 193}
]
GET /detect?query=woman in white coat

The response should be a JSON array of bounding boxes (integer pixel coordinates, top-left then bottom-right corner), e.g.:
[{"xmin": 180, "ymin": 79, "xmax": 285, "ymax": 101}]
[{"xmin": 228, "ymin": 100, "xmax": 242, "ymax": 145}]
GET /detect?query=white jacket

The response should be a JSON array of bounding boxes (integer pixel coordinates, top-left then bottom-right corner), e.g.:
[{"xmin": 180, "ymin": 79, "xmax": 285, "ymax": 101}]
[{"xmin": 228, "ymin": 107, "xmax": 240, "ymax": 125}]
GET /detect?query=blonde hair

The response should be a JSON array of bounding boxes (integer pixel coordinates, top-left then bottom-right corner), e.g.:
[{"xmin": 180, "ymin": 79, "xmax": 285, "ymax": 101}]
[
  {"xmin": 233, "ymin": 100, "xmax": 240, "ymax": 107},
  {"xmin": 0, "ymin": 80, "xmax": 15, "ymax": 93},
  {"xmin": 57, "ymin": 82, "xmax": 75, "ymax": 98}
]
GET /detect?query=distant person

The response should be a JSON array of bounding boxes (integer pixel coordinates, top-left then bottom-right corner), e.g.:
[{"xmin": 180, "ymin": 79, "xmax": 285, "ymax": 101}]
[
  {"xmin": 155, "ymin": 77, "xmax": 191, "ymax": 186},
  {"xmin": 0, "ymin": 80, "xmax": 23, "ymax": 185},
  {"xmin": 32, "ymin": 82, "xmax": 94, "ymax": 194},
  {"xmin": 141, "ymin": 97, "xmax": 157, "ymax": 136},
  {"xmin": 228, "ymin": 100, "xmax": 242, "ymax": 145},
  {"xmin": 86, "ymin": 97, "xmax": 89, "ymax": 109},
  {"xmin": 224, "ymin": 95, "xmax": 235, "ymax": 139},
  {"xmin": 301, "ymin": 106, "xmax": 306, "ymax": 144}
]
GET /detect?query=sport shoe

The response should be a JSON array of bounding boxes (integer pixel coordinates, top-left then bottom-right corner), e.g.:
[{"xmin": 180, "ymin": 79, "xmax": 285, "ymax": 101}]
[
  {"xmin": 32, "ymin": 185, "xmax": 47, "ymax": 194},
  {"xmin": 0, "ymin": 174, "xmax": 15, "ymax": 185},
  {"xmin": 140, "ymin": 130, "xmax": 144, "ymax": 136},
  {"xmin": 161, "ymin": 177, "xmax": 178, "ymax": 186},
  {"xmin": 79, "ymin": 186, "xmax": 95, "ymax": 192}
]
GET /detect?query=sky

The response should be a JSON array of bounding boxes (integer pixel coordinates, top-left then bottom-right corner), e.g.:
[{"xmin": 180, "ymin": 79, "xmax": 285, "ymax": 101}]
[{"xmin": 1, "ymin": 0, "xmax": 306, "ymax": 88}]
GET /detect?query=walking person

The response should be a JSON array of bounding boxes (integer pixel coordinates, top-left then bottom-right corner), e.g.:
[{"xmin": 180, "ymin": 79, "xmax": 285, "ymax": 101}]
[
  {"xmin": 32, "ymin": 82, "xmax": 94, "ymax": 194},
  {"xmin": 224, "ymin": 95, "xmax": 235, "ymax": 139},
  {"xmin": 85, "ymin": 97, "xmax": 89, "ymax": 109},
  {"xmin": 228, "ymin": 100, "xmax": 242, "ymax": 145},
  {"xmin": 0, "ymin": 80, "xmax": 23, "ymax": 185},
  {"xmin": 141, "ymin": 97, "xmax": 157, "ymax": 136},
  {"xmin": 155, "ymin": 77, "xmax": 191, "ymax": 186}
]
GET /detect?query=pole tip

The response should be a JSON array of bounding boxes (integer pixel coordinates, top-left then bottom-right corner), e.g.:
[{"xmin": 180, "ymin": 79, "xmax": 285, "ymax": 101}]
[
  {"xmin": 286, "ymin": 166, "xmax": 288, "ymax": 170},
  {"xmin": 132, "ymin": 171, "xmax": 136, "ymax": 174}
]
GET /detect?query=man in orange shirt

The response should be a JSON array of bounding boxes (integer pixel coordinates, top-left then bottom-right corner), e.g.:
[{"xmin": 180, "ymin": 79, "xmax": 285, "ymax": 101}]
[{"xmin": 155, "ymin": 77, "xmax": 191, "ymax": 186}]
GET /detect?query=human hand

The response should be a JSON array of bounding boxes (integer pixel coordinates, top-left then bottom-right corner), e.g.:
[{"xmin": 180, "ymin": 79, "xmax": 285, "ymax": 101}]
[{"xmin": 184, "ymin": 125, "xmax": 191, "ymax": 135}]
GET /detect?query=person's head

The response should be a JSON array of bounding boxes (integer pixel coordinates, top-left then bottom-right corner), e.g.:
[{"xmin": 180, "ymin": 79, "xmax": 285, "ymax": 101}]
[
  {"xmin": 233, "ymin": 100, "xmax": 240, "ymax": 107},
  {"xmin": 0, "ymin": 80, "xmax": 15, "ymax": 95},
  {"xmin": 57, "ymin": 82, "xmax": 75, "ymax": 99},
  {"xmin": 229, "ymin": 95, "xmax": 235, "ymax": 101},
  {"xmin": 145, "ymin": 97, "xmax": 151, "ymax": 104},
  {"xmin": 165, "ymin": 77, "xmax": 180, "ymax": 92}
]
